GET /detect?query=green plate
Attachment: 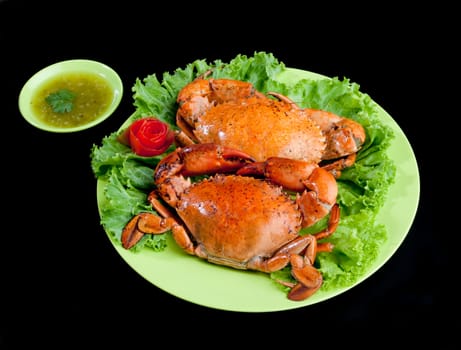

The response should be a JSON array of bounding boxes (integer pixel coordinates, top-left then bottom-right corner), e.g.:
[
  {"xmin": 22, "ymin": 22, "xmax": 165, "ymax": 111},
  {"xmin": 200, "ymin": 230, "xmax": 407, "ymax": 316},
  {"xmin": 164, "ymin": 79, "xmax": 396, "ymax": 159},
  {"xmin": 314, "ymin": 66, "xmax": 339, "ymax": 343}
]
[{"xmin": 96, "ymin": 68, "xmax": 420, "ymax": 312}]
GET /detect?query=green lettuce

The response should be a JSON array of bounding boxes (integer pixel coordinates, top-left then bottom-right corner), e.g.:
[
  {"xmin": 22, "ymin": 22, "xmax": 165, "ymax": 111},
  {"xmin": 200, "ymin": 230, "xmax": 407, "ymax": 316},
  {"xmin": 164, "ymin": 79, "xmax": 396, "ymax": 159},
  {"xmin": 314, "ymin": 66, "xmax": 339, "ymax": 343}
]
[{"xmin": 90, "ymin": 51, "xmax": 396, "ymax": 293}]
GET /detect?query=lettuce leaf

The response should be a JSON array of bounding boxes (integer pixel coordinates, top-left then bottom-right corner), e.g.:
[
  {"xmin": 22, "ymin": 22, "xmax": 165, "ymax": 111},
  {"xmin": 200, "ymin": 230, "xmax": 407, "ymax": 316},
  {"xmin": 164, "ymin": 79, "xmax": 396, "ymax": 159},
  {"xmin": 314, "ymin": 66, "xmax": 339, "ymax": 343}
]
[{"xmin": 90, "ymin": 51, "xmax": 396, "ymax": 293}]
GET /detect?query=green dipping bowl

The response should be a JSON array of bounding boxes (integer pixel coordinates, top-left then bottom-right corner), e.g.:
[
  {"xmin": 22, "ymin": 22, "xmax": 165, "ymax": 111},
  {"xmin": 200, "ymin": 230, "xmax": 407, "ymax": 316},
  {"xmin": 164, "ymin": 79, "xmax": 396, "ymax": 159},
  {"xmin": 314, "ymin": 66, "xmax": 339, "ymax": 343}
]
[{"xmin": 18, "ymin": 59, "xmax": 123, "ymax": 133}]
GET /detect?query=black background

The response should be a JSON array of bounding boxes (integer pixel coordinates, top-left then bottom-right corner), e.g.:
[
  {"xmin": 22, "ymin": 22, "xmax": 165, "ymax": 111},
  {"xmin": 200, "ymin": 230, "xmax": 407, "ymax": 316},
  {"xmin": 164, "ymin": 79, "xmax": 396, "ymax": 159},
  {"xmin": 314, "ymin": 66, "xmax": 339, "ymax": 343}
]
[{"xmin": 1, "ymin": 0, "xmax": 437, "ymax": 347}]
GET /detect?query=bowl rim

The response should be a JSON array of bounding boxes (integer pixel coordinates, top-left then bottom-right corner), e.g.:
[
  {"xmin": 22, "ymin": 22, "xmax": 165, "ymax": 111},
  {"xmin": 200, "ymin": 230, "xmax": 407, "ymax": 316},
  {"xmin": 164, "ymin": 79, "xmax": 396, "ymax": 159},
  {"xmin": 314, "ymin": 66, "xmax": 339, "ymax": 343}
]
[{"xmin": 18, "ymin": 59, "xmax": 123, "ymax": 133}]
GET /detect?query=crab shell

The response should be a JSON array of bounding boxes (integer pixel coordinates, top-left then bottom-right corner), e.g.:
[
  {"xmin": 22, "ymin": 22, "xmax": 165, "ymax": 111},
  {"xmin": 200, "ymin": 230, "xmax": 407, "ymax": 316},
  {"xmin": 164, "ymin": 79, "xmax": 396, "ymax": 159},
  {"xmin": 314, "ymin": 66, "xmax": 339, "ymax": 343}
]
[
  {"xmin": 187, "ymin": 96, "xmax": 326, "ymax": 163},
  {"xmin": 173, "ymin": 174, "xmax": 302, "ymax": 268}
]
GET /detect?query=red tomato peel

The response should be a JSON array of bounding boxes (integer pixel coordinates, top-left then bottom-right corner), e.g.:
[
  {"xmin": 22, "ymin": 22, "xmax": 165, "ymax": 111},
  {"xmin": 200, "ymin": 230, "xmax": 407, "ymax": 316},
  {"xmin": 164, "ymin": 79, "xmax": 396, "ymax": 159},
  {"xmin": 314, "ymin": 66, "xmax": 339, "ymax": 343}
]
[{"xmin": 120, "ymin": 117, "xmax": 174, "ymax": 157}]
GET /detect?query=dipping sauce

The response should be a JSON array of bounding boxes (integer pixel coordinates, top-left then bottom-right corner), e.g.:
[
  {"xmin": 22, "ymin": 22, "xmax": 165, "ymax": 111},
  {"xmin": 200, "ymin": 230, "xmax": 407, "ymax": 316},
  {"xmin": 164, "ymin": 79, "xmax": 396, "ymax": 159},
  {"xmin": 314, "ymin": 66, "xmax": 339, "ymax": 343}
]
[{"xmin": 30, "ymin": 72, "xmax": 114, "ymax": 128}]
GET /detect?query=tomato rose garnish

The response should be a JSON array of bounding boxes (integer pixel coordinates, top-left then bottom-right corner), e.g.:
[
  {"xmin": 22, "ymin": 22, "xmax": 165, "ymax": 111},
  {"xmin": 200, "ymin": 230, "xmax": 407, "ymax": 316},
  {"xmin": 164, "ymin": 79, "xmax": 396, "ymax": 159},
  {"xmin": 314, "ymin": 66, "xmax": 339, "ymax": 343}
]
[{"xmin": 119, "ymin": 117, "xmax": 175, "ymax": 157}]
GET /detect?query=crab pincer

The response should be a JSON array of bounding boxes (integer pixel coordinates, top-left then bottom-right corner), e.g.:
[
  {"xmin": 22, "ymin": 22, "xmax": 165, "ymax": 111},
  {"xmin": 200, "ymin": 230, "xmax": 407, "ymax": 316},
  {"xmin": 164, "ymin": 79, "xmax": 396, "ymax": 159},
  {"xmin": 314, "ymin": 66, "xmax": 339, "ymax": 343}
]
[{"xmin": 155, "ymin": 143, "xmax": 254, "ymax": 181}]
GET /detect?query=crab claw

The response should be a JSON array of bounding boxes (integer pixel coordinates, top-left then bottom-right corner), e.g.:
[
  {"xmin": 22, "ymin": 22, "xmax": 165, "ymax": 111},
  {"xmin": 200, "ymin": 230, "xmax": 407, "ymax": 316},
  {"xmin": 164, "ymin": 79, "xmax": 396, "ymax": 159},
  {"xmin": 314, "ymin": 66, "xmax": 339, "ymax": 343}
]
[
  {"xmin": 154, "ymin": 143, "xmax": 255, "ymax": 208},
  {"xmin": 160, "ymin": 143, "xmax": 255, "ymax": 178},
  {"xmin": 237, "ymin": 157, "xmax": 319, "ymax": 192}
]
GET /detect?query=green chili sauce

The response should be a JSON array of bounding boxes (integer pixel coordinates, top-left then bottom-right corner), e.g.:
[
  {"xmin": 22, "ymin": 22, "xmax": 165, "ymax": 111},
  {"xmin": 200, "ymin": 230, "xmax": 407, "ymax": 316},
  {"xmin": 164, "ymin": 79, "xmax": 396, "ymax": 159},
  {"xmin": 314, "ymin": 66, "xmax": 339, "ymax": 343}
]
[{"xmin": 31, "ymin": 72, "xmax": 114, "ymax": 128}]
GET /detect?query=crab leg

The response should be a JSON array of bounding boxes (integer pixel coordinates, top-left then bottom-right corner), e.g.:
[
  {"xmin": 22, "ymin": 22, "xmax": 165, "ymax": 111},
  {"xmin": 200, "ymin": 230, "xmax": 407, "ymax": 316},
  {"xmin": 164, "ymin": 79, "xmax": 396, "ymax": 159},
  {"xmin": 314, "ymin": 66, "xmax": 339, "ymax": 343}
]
[
  {"xmin": 285, "ymin": 206, "xmax": 340, "ymax": 301},
  {"xmin": 272, "ymin": 258, "xmax": 324, "ymax": 301},
  {"xmin": 268, "ymin": 234, "xmax": 324, "ymax": 301},
  {"xmin": 121, "ymin": 212, "xmax": 177, "ymax": 249},
  {"xmin": 247, "ymin": 234, "xmax": 316, "ymax": 273},
  {"xmin": 287, "ymin": 235, "xmax": 323, "ymax": 301},
  {"xmin": 288, "ymin": 254, "xmax": 323, "ymax": 301},
  {"xmin": 148, "ymin": 191, "xmax": 195, "ymax": 254},
  {"xmin": 320, "ymin": 154, "xmax": 357, "ymax": 179},
  {"xmin": 313, "ymin": 203, "xmax": 340, "ymax": 241}
]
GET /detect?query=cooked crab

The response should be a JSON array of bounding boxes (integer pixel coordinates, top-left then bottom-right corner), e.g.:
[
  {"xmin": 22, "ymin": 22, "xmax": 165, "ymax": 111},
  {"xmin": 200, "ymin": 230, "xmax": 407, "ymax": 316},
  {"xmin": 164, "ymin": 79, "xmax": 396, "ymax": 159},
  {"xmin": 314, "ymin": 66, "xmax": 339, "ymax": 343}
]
[
  {"xmin": 121, "ymin": 143, "xmax": 340, "ymax": 301},
  {"xmin": 175, "ymin": 77, "xmax": 366, "ymax": 173}
]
